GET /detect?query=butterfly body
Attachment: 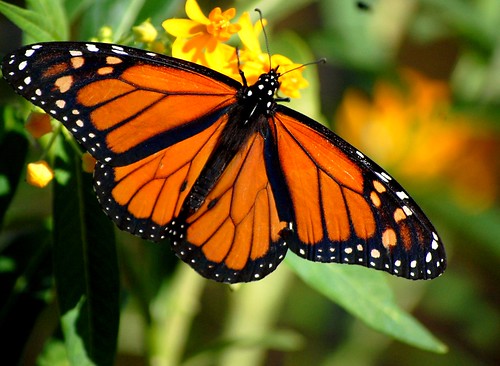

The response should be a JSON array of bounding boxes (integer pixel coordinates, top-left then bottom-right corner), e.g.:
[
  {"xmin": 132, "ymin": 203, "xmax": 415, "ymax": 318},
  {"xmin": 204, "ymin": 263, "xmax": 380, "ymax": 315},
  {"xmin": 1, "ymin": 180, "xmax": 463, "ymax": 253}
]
[{"xmin": 2, "ymin": 42, "xmax": 446, "ymax": 283}]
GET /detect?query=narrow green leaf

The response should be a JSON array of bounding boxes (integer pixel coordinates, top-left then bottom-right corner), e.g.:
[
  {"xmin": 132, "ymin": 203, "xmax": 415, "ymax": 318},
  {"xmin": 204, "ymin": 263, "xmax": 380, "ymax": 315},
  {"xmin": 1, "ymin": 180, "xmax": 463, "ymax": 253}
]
[
  {"xmin": 286, "ymin": 256, "xmax": 447, "ymax": 353},
  {"xmin": 53, "ymin": 136, "xmax": 119, "ymax": 366},
  {"xmin": 113, "ymin": 0, "xmax": 147, "ymax": 42},
  {"xmin": 0, "ymin": 0, "xmax": 68, "ymax": 42},
  {"xmin": 26, "ymin": 0, "xmax": 69, "ymax": 40},
  {"xmin": 78, "ymin": 0, "xmax": 145, "ymax": 41},
  {"xmin": 0, "ymin": 130, "xmax": 29, "ymax": 226}
]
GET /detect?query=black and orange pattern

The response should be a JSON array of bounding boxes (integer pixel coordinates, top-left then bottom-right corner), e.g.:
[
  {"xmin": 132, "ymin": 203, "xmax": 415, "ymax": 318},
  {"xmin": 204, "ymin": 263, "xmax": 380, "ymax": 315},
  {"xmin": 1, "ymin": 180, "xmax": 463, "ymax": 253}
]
[{"xmin": 2, "ymin": 42, "xmax": 446, "ymax": 282}]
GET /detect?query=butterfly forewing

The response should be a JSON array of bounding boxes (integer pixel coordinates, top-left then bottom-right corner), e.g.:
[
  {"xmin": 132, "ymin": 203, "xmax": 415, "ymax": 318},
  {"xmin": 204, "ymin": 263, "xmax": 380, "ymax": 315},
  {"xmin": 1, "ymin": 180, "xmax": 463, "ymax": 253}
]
[{"xmin": 2, "ymin": 42, "xmax": 239, "ymax": 166}]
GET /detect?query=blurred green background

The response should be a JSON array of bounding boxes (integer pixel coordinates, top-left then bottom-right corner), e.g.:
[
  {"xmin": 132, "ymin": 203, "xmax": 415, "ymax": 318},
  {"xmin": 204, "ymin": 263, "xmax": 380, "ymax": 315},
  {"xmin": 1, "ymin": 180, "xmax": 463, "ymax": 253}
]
[{"xmin": 0, "ymin": 0, "xmax": 499, "ymax": 365}]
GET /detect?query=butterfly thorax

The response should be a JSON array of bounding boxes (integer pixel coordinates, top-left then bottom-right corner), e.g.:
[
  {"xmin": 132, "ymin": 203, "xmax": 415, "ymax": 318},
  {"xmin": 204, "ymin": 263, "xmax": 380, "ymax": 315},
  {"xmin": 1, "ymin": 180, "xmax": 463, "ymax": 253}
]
[
  {"xmin": 239, "ymin": 69, "xmax": 281, "ymax": 119},
  {"xmin": 182, "ymin": 70, "xmax": 281, "ymax": 214}
]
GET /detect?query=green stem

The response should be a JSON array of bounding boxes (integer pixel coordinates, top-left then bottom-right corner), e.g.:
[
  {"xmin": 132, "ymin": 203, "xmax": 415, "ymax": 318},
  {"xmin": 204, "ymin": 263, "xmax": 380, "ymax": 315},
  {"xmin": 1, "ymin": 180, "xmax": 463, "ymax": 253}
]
[
  {"xmin": 148, "ymin": 264, "xmax": 206, "ymax": 366},
  {"xmin": 219, "ymin": 266, "xmax": 293, "ymax": 366}
]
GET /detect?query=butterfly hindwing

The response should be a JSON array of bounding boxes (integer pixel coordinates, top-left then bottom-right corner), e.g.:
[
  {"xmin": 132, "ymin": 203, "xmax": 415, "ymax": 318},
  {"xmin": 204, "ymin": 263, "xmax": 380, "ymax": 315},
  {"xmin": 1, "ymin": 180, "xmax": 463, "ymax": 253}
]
[
  {"xmin": 166, "ymin": 131, "xmax": 290, "ymax": 283},
  {"xmin": 271, "ymin": 107, "xmax": 446, "ymax": 279},
  {"xmin": 93, "ymin": 114, "xmax": 230, "ymax": 240}
]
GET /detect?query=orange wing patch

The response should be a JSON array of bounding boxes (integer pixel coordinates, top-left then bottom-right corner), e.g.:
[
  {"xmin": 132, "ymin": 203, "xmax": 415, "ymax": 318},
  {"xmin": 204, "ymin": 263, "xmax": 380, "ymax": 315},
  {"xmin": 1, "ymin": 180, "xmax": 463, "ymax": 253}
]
[
  {"xmin": 183, "ymin": 133, "xmax": 287, "ymax": 273},
  {"xmin": 122, "ymin": 64, "xmax": 236, "ymax": 94},
  {"xmin": 76, "ymin": 77, "xmax": 236, "ymax": 155},
  {"xmin": 273, "ymin": 112, "xmax": 374, "ymax": 245},
  {"xmin": 96, "ymin": 115, "xmax": 228, "ymax": 232}
]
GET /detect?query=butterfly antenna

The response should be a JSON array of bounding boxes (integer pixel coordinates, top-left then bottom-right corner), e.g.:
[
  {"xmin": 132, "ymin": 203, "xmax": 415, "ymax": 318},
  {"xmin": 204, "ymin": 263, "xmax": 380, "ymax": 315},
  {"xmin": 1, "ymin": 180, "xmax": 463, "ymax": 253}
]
[
  {"xmin": 235, "ymin": 47, "xmax": 248, "ymax": 87},
  {"xmin": 254, "ymin": 8, "xmax": 272, "ymax": 69},
  {"xmin": 279, "ymin": 58, "xmax": 327, "ymax": 77}
]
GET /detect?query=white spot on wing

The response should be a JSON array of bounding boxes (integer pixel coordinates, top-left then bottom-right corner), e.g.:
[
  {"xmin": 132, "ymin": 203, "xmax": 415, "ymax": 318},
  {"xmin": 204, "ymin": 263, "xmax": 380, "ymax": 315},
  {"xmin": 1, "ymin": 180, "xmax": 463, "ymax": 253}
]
[
  {"xmin": 402, "ymin": 205, "xmax": 412, "ymax": 216},
  {"xmin": 86, "ymin": 44, "xmax": 99, "ymax": 52},
  {"xmin": 396, "ymin": 191, "xmax": 409, "ymax": 200},
  {"xmin": 426, "ymin": 252, "xmax": 432, "ymax": 263}
]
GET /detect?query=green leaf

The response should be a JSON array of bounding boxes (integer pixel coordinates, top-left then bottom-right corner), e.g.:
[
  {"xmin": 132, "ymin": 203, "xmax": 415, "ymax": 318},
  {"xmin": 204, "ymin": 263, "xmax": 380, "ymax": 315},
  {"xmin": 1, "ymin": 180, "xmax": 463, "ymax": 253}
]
[
  {"xmin": 0, "ymin": 0, "xmax": 68, "ymax": 42},
  {"xmin": 52, "ymin": 136, "xmax": 119, "ymax": 366},
  {"xmin": 78, "ymin": 0, "xmax": 146, "ymax": 41},
  {"xmin": 286, "ymin": 256, "xmax": 447, "ymax": 353},
  {"xmin": 0, "ymin": 130, "xmax": 29, "ymax": 226},
  {"xmin": 26, "ymin": 0, "xmax": 69, "ymax": 40}
]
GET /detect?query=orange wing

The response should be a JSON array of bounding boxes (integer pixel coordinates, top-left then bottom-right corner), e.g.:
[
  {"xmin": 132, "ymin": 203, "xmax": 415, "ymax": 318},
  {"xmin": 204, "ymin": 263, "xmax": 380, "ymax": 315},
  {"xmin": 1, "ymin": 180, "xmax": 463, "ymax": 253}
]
[
  {"xmin": 2, "ymin": 42, "xmax": 239, "ymax": 166},
  {"xmin": 165, "ymin": 132, "xmax": 289, "ymax": 282},
  {"xmin": 271, "ymin": 107, "xmax": 446, "ymax": 280},
  {"xmin": 94, "ymin": 114, "xmax": 229, "ymax": 239}
]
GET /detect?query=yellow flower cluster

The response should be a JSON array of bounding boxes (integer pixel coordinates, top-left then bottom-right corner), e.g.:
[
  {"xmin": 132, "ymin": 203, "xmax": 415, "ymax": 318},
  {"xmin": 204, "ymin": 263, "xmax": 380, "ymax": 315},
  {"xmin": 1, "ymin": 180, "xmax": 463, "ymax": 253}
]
[{"xmin": 162, "ymin": 0, "xmax": 308, "ymax": 98}]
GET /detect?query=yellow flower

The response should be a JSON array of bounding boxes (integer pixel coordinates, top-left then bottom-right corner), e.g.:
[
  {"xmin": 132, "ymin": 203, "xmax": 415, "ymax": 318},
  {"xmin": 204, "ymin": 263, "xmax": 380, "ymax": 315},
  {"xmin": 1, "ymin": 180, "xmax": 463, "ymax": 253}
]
[
  {"xmin": 90, "ymin": 26, "xmax": 114, "ymax": 43},
  {"xmin": 336, "ymin": 69, "xmax": 497, "ymax": 210},
  {"xmin": 161, "ymin": 2, "xmax": 308, "ymax": 98},
  {"xmin": 25, "ymin": 112, "xmax": 52, "ymax": 138},
  {"xmin": 162, "ymin": 0, "xmax": 240, "ymax": 70},
  {"xmin": 133, "ymin": 19, "xmax": 158, "ymax": 44},
  {"xmin": 237, "ymin": 12, "xmax": 308, "ymax": 98},
  {"xmin": 26, "ymin": 160, "xmax": 54, "ymax": 188}
]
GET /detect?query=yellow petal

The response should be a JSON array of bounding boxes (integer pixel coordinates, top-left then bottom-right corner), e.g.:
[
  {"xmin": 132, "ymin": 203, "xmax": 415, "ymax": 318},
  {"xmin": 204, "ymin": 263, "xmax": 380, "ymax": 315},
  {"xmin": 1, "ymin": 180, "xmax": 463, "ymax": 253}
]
[
  {"xmin": 186, "ymin": 0, "xmax": 210, "ymax": 25},
  {"xmin": 162, "ymin": 19, "xmax": 203, "ymax": 37},
  {"xmin": 205, "ymin": 42, "xmax": 238, "ymax": 77},
  {"xmin": 237, "ymin": 12, "xmax": 262, "ymax": 54},
  {"xmin": 171, "ymin": 36, "xmax": 209, "ymax": 64}
]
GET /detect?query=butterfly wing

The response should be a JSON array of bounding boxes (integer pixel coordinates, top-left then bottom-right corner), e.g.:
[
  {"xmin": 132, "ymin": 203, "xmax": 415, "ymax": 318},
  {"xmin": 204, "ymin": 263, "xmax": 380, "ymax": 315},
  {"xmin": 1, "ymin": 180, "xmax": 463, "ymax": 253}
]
[
  {"xmin": 2, "ymin": 42, "xmax": 240, "ymax": 166},
  {"xmin": 163, "ymin": 129, "xmax": 289, "ymax": 282},
  {"xmin": 2, "ymin": 41, "xmax": 243, "ymax": 236},
  {"xmin": 93, "ymin": 113, "xmax": 230, "ymax": 240},
  {"xmin": 3, "ymin": 42, "xmax": 290, "ymax": 283},
  {"xmin": 271, "ymin": 106, "xmax": 446, "ymax": 280}
]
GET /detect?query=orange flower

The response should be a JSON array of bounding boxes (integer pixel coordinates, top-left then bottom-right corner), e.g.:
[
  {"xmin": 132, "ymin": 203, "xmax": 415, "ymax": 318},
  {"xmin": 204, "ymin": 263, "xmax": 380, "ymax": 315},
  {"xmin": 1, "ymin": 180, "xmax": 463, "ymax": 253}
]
[
  {"xmin": 162, "ymin": 2, "xmax": 308, "ymax": 98},
  {"xmin": 82, "ymin": 152, "xmax": 97, "ymax": 173},
  {"xmin": 25, "ymin": 112, "xmax": 52, "ymax": 138},
  {"xmin": 336, "ymin": 69, "xmax": 498, "ymax": 210}
]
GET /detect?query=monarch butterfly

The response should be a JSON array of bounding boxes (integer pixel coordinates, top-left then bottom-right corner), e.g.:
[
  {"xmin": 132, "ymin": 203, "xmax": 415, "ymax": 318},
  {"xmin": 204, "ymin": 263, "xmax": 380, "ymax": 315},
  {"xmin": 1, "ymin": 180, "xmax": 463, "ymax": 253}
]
[{"xmin": 2, "ymin": 41, "xmax": 446, "ymax": 283}]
